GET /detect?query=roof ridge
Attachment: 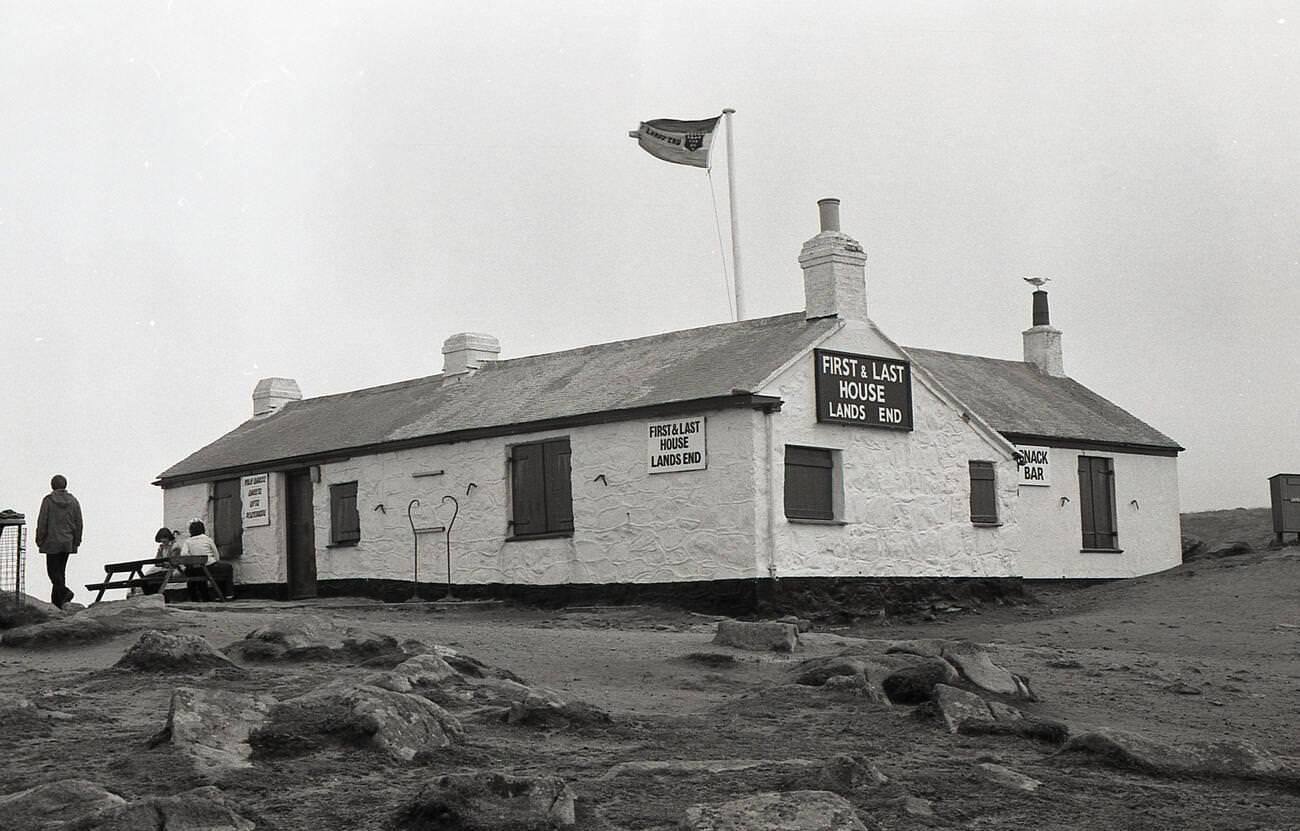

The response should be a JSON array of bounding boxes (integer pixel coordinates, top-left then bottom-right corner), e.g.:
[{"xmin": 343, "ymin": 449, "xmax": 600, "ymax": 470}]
[
  {"xmin": 292, "ymin": 312, "xmax": 809, "ymax": 404},
  {"xmin": 484, "ymin": 311, "xmax": 808, "ymax": 369}
]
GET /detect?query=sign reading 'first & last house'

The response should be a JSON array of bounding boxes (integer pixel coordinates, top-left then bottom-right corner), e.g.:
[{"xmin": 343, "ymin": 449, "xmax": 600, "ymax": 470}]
[
  {"xmin": 814, "ymin": 348, "xmax": 913, "ymax": 430},
  {"xmin": 647, "ymin": 417, "xmax": 707, "ymax": 473}
]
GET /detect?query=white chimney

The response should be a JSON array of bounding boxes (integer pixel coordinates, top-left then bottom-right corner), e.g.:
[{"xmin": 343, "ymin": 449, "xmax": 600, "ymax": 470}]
[
  {"xmin": 798, "ymin": 198, "xmax": 868, "ymax": 322},
  {"xmin": 1022, "ymin": 289, "xmax": 1065, "ymax": 376},
  {"xmin": 252, "ymin": 377, "xmax": 302, "ymax": 417},
  {"xmin": 442, "ymin": 332, "xmax": 501, "ymax": 379}
]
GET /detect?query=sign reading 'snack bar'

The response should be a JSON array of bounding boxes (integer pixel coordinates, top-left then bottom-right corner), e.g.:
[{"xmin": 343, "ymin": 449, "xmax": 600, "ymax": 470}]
[{"xmin": 814, "ymin": 348, "xmax": 913, "ymax": 430}]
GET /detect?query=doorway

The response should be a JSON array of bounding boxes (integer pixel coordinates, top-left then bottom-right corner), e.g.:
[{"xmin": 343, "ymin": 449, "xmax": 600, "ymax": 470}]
[
  {"xmin": 212, "ymin": 478, "xmax": 243, "ymax": 560},
  {"xmin": 284, "ymin": 469, "xmax": 318, "ymax": 599}
]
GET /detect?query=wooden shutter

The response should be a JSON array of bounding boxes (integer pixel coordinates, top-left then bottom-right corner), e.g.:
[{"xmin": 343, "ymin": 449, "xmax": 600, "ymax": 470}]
[
  {"xmin": 543, "ymin": 439, "xmax": 574, "ymax": 532},
  {"xmin": 330, "ymin": 482, "xmax": 359, "ymax": 544},
  {"xmin": 969, "ymin": 461, "xmax": 998, "ymax": 524},
  {"xmin": 784, "ymin": 446, "xmax": 834, "ymax": 520},
  {"xmin": 212, "ymin": 478, "xmax": 243, "ymax": 559},
  {"xmin": 511, "ymin": 442, "xmax": 547, "ymax": 536},
  {"xmin": 1078, "ymin": 457, "xmax": 1118, "ymax": 549}
]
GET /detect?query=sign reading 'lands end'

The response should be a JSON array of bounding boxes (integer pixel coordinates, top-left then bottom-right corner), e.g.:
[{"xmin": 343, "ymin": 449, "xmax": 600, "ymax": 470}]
[
  {"xmin": 814, "ymin": 348, "xmax": 914, "ymax": 430},
  {"xmin": 647, "ymin": 417, "xmax": 707, "ymax": 473}
]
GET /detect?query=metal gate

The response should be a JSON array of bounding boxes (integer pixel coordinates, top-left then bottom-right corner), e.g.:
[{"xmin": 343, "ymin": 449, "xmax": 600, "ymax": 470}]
[{"xmin": 0, "ymin": 510, "xmax": 26, "ymax": 603}]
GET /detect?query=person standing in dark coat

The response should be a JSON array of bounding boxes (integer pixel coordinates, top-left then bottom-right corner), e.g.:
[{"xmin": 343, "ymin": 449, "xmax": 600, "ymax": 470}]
[{"xmin": 35, "ymin": 474, "xmax": 82, "ymax": 609}]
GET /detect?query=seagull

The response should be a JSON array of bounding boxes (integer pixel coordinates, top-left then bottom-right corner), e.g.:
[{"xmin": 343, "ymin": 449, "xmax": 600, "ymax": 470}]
[{"xmin": 1022, "ymin": 276, "xmax": 1051, "ymax": 287}]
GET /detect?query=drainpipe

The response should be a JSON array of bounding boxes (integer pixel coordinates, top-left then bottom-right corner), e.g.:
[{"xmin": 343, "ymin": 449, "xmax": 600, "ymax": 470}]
[{"xmin": 763, "ymin": 408, "xmax": 778, "ymax": 579}]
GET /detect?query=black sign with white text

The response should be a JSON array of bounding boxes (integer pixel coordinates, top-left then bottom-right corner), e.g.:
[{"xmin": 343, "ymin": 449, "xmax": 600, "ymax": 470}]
[{"xmin": 814, "ymin": 348, "xmax": 913, "ymax": 430}]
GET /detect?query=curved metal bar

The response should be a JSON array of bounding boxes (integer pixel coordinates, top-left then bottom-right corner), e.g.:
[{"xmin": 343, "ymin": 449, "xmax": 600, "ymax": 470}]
[
  {"xmin": 407, "ymin": 499, "xmax": 421, "ymax": 600},
  {"xmin": 440, "ymin": 495, "xmax": 459, "ymax": 600}
]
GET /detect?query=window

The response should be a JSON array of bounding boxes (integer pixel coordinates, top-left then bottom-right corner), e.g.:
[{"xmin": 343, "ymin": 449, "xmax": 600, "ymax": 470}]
[
  {"xmin": 1078, "ymin": 456, "xmax": 1118, "ymax": 549},
  {"xmin": 510, "ymin": 438, "xmax": 573, "ymax": 537},
  {"xmin": 969, "ymin": 461, "xmax": 999, "ymax": 524},
  {"xmin": 784, "ymin": 445, "xmax": 835, "ymax": 521},
  {"xmin": 329, "ymin": 481, "xmax": 360, "ymax": 546}
]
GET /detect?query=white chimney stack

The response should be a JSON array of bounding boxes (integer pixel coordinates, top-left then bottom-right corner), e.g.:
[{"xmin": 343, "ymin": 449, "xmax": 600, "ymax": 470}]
[
  {"xmin": 798, "ymin": 198, "xmax": 868, "ymax": 322},
  {"xmin": 252, "ymin": 377, "xmax": 302, "ymax": 417},
  {"xmin": 442, "ymin": 332, "xmax": 501, "ymax": 379},
  {"xmin": 1022, "ymin": 289, "xmax": 1065, "ymax": 376}
]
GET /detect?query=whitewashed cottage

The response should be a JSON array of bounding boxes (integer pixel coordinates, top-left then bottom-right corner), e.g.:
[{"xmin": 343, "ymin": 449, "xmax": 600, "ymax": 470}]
[{"xmin": 157, "ymin": 200, "xmax": 1182, "ymax": 601}]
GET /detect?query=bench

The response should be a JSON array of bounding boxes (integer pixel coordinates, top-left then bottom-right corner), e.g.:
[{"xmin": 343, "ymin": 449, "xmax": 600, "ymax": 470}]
[{"xmin": 85, "ymin": 555, "xmax": 227, "ymax": 604}]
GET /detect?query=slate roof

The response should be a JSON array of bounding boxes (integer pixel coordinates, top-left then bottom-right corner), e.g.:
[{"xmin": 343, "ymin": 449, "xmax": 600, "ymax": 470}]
[
  {"xmin": 159, "ymin": 313, "xmax": 1182, "ymax": 484},
  {"xmin": 157, "ymin": 312, "xmax": 839, "ymax": 483},
  {"xmin": 902, "ymin": 347, "xmax": 1182, "ymax": 452}
]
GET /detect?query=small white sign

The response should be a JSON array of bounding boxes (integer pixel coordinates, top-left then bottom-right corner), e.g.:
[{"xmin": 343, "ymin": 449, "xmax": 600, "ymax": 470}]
[
  {"xmin": 647, "ymin": 417, "xmax": 707, "ymax": 474},
  {"xmin": 241, "ymin": 474, "xmax": 271, "ymax": 526},
  {"xmin": 1016, "ymin": 446, "xmax": 1051, "ymax": 487}
]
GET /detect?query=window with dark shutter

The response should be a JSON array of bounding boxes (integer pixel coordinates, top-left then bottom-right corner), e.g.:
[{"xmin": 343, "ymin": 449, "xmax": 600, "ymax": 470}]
[
  {"xmin": 784, "ymin": 445, "xmax": 835, "ymax": 521},
  {"xmin": 511, "ymin": 438, "xmax": 573, "ymax": 536},
  {"xmin": 969, "ymin": 461, "xmax": 998, "ymax": 524},
  {"xmin": 1078, "ymin": 456, "xmax": 1118, "ymax": 549},
  {"xmin": 330, "ymin": 481, "xmax": 360, "ymax": 545}
]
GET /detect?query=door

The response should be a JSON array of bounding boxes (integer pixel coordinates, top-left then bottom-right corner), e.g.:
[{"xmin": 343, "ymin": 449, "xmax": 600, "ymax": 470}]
[
  {"xmin": 284, "ymin": 469, "xmax": 318, "ymax": 599},
  {"xmin": 212, "ymin": 478, "xmax": 243, "ymax": 560}
]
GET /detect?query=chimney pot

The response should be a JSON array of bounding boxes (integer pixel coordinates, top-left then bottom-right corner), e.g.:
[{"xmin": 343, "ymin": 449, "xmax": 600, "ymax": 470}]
[
  {"xmin": 252, "ymin": 377, "xmax": 302, "ymax": 417},
  {"xmin": 442, "ymin": 332, "xmax": 501, "ymax": 379},
  {"xmin": 817, "ymin": 198, "xmax": 841, "ymax": 232},
  {"xmin": 1032, "ymin": 289, "xmax": 1051, "ymax": 327},
  {"xmin": 1022, "ymin": 288, "xmax": 1064, "ymax": 376},
  {"xmin": 799, "ymin": 199, "xmax": 867, "ymax": 321}
]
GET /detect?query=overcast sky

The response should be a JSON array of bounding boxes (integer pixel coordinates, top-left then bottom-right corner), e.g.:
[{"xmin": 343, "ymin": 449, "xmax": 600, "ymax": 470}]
[{"xmin": 3, "ymin": 1, "xmax": 1297, "ymax": 602}]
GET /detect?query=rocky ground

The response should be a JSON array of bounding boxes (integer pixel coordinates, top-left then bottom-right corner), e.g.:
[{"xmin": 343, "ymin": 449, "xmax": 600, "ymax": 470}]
[{"xmin": 2, "ymin": 546, "xmax": 1299, "ymax": 830}]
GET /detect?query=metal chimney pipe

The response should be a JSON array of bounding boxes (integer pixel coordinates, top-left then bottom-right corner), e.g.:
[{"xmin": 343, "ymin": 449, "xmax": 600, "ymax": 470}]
[
  {"xmin": 817, "ymin": 198, "xmax": 841, "ymax": 233},
  {"xmin": 1031, "ymin": 290, "xmax": 1051, "ymax": 327}
]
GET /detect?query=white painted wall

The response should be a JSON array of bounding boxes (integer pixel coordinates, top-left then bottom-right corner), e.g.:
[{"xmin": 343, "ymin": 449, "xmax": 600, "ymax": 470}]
[
  {"xmin": 178, "ymin": 408, "xmax": 765, "ymax": 588},
  {"xmin": 161, "ymin": 476, "xmax": 287, "ymax": 587},
  {"xmin": 759, "ymin": 321, "xmax": 1022, "ymax": 578},
  {"xmin": 1014, "ymin": 447, "xmax": 1181, "ymax": 579}
]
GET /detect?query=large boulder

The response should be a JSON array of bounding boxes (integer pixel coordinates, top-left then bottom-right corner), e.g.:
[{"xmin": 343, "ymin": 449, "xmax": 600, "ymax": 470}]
[
  {"xmin": 974, "ymin": 762, "xmax": 1042, "ymax": 792},
  {"xmin": 887, "ymin": 639, "xmax": 1035, "ymax": 700},
  {"xmin": 791, "ymin": 655, "xmax": 891, "ymax": 703},
  {"xmin": 1, "ymin": 594, "xmax": 172, "ymax": 647},
  {"xmin": 150, "ymin": 686, "xmax": 275, "ymax": 780},
  {"xmin": 1060, "ymin": 727, "xmax": 1300, "ymax": 784},
  {"xmin": 940, "ymin": 641, "xmax": 1032, "ymax": 698},
  {"xmin": 881, "ymin": 658, "xmax": 960, "ymax": 704},
  {"xmin": 432, "ymin": 644, "xmax": 528, "ymax": 683},
  {"xmin": 0, "ymin": 594, "xmax": 63, "ymax": 630},
  {"xmin": 682, "ymin": 790, "xmax": 870, "ymax": 831},
  {"xmin": 223, "ymin": 615, "xmax": 399, "ymax": 662},
  {"xmin": 504, "ymin": 687, "xmax": 612, "ymax": 728},
  {"xmin": 713, "ymin": 619, "xmax": 800, "ymax": 653},
  {"xmin": 88, "ymin": 786, "xmax": 254, "ymax": 831},
  {"xmin": 397, "ymin": 771, "xmax": 576, "ymax": 830},
  {"xmin": 251, "ymin": 682, "xmax": 463, "ymax": 761},
  {"xmin": 115, "ymin": 630, "xmax": 241, "ymax": 672},
  {"xmin": 0, "ymin": 779, "xmax": 126, "ymax": 830},
  {"xmin": 932, "ymin": 684, "xmax": 994, "ymax": 733}
]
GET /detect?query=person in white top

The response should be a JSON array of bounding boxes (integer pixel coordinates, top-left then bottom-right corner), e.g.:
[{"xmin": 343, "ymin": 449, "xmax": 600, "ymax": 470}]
[{"xmin": 180, "ymin": 519, "xmax": 234, "ymax": 601}]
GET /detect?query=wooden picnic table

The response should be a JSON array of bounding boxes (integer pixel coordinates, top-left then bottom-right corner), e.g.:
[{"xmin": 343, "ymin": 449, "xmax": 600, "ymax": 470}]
[{"xmin": 84, "ymin": 554, "xmax": 226, "ymax": 604}]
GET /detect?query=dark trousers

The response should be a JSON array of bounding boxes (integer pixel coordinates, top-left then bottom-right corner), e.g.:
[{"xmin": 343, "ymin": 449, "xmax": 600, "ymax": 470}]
[
  {"xmin": 185, "ymin": 561, "xmax": 234, "ymax": 601},
  {"xmin": 45, "ymin": 552, "xmax": 72, "ymax": 607}
]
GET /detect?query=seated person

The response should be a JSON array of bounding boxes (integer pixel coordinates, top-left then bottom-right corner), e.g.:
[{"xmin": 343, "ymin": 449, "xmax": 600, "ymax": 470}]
[
  {"xmin": 179, "ymin": 519, "xmax": 235, "ymax": 601},
  {"xmin": 141, "ymin": 527, "xmax": 180, "ymax": 595}
]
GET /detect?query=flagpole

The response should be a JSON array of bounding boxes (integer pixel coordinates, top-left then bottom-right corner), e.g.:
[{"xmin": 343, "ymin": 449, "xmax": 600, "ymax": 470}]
[{"xmin": 722, "ymin": 108, "xmax": 743, "ymax": 321}]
